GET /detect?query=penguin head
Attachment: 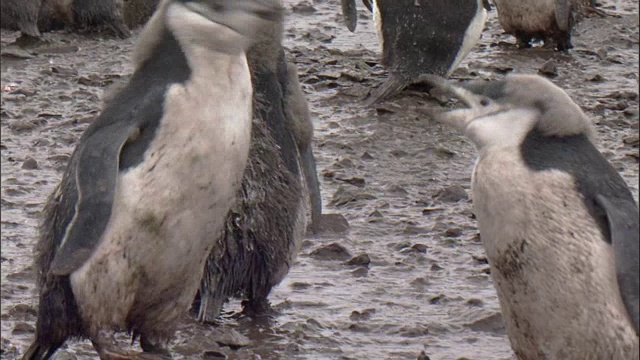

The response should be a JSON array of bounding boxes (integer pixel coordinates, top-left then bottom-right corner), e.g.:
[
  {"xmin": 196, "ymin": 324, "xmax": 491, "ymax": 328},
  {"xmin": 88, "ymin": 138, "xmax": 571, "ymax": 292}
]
[
  {"xmin": 174, "ymin": 0, "xmax": 283, "ymax": 40},
  {"xmin": 135, "ymin": 0, "xmax": 283, "ymax": 66},
  {"xmin": 424, "ymin": 74, "xmax": 594, "ymax": 150}
]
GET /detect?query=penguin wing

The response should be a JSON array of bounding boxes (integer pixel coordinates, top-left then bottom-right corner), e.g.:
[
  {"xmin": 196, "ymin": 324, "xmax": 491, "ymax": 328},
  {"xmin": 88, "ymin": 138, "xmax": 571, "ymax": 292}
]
[
  {"xmin": 49, "ymin": 123, "xmax": 142, "ymax": 276},
  {"xmin": 554, "ymin": 0, "xmax": 571, "ymax": 31},
  {"xmin": 341, "ymin": 0, "xmax": 359, "ymax": 32},
  {"xmin": 595, "ymin": 194, "xmax": 639, "ymax": 334}
]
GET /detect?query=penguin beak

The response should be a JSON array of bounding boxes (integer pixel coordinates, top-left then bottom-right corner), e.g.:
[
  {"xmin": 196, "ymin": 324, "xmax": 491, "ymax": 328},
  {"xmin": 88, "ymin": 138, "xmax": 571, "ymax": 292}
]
[{"xmin": 419, "ymin": 75, "xmax": 497, "ymax": 132}]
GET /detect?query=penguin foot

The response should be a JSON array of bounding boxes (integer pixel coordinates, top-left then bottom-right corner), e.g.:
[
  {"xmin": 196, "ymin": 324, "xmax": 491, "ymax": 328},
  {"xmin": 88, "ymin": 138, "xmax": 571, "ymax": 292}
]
[
  {"xmin": 14, "ymin": 34, "xmax": 44, "ymax": 48},
  {"xmin": 140, "ymin": 335, "xmax": 172, "ymax": 359},
  {"xmin": 363, "ymin": 74, "xmax": 410, "ymax": 107},
  {"xmin": 241, "ymin": 298, "xmax": 276, "ymax": 318}
]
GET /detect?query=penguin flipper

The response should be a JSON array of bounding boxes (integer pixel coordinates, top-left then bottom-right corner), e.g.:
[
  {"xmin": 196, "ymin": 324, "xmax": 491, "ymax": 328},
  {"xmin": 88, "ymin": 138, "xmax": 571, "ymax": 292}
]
[
  {"xmin": 364, "ymin": 74, "xmax": 410, "ymax": 107},
  {"xmin": 49, "ymin": 124, "xmax": 141, "ymax": 276},
  {"xmin": 554, "ymin": 0, "xmax": 571, "ymax": 31},
  {"xmin": 341, "ymin": 0, "xmax": 358, "ymax": 32},
  {"xmin": 595, "ymin": 194, "xmax": 639, "ymax": 334}
]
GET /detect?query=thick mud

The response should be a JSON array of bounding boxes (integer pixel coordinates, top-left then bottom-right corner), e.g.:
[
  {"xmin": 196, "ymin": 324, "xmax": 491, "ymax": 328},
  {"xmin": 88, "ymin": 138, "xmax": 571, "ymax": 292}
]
[{"xmin": 1, "ymin": 0, "xmax": 638, "ymax": 359}]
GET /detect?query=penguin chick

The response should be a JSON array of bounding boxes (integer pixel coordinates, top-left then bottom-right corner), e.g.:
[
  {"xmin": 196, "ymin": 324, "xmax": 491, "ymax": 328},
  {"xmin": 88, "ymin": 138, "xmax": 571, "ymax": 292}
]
[
  {"xmin": 193, "ymin": 4, "xmax": 323, "ymax": 322},
  {"xmin": 22, "ymin": 0, "xmax": 282, "ymax": 358},
  {"xmin": 491, "ymin": 0, "xmax": 578, "ymax": 50},
  {"xmin": 423, "ymin": 73, "xmax": 639, "ymax": 359}
]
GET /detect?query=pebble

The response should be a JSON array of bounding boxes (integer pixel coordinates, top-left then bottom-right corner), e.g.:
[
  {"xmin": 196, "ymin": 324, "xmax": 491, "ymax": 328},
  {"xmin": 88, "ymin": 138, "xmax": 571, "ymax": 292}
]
[
  {"xmin": 12, "ymin": 321, "xmax": 35, "ymax": 334},
  {"xmin": 22, "ymin": 157, "xmax": 38, "ymax": 170},
  {"xmin": 351, "ymin": 266, "xmax": 368, "ymax": 277},
  {"xmin": 349, "ymin": 308, "xmax": 376, "ymax": 321},
  {"xmin": 433, "ymin": 185, "xmax": 468, "ymax": 203},
  {"xmin": 309, "ymin": 243, "xmax": 352, "ymax": 261},
  {"xmin": 444, "ymin": 227, "xmax": 463, "ymax": 237},
  {"xmin": 403, "ymin": 224, "xmax": 429, "ymax": 235},
  {"xmin": 417, "ymin": 351, "xmax": 432, "ymax": 360},
  {"xmin": 202, "ymin": 350, "xmax": 227, "ymax": 359},
  {"xmin": 344, "ymin": 253, "xmax": 371, "ymax": 266},
  {"xmin": 411, "ymin": 243, "xmax": 428, "ymax": 253},
  {"xmin": 315, "ymin": 213, "xmax": 350, "ymax": 234},
  {"xmin": 214, "ymin": 329, "xmax": 251, "ymax": 349},
  {"xmin": 538, "ymin": 60, "xmax": 558, "ymax": 77},
  {"xmin": 464, "ymin": 313, "xmax": 506, "ymax": 334}
]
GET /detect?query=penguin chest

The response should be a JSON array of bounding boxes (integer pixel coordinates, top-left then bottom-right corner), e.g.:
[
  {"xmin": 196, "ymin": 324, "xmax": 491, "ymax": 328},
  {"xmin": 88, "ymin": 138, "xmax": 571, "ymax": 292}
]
[
  {"xmin": 472, "ymin": 150, "xmax": 638, "ymax": 358},
  {"xmin": 69, "ymin": 54, "xmax": 253, "ymax": 330},
  {"xmin": 493, "ymin": 0, "xmax": 557, "ymax": 33}
]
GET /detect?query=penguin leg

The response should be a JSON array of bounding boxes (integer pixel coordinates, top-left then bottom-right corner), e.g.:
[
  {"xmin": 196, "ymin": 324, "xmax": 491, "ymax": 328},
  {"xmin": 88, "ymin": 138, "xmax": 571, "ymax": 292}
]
[
  {"xmin": 139, "ymin": 335, "xmax": 172, "ymax": 359},
  {"xmin": 553, "ymin": 31, "xmax": 573, "ymax": 51},
  {"xmin": 92, "ymin": 331, "xmax": 169, "ymax": 360},
  {"xmin": 241, "ymin": 297, "xmax": 274, "ymax": 318}
]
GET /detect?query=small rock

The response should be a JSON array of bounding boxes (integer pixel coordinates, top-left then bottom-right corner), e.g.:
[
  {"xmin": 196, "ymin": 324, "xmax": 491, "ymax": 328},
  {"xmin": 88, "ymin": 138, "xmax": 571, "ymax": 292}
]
[
  {"xmin": 316, "ymin": 213, "xmax": 350, "ymax": 234},
  {"xmin": 351, "ymin": 266, "xmax": 368, "ymax": 277},
  {"xmin": 390, "ymin": 149, "xmax": 409, "ymax": 158},
  {"xmin": 349, "ymin": 308, "xmax": 376, "ymax": 321},
  {"xmin": 310, "ymin": 243, "xmax": 352, "ymax": 261},
  {"xmin": 345, "ymin": 253, "xmax": 371, "ymax": 266},
  {"xmin": 394, "ymin": 241, "xmax": 412, "ymax": 251},
  {"xmin": 411, "ymin": 244, "xmax": 428, "ymax": 253},
  {"xmin": 214, "ymin": 329, "xmax": 251, "ymax": 349},
  {"xmin": 444, "ymin": 227, "xmax": 463, "ymax": 237},
  {"xmin": 22, "ymin": 157, "xmax": 38, "ymax": 170},
  {"xmin": 291, "ymin": 2, "xmax": 316, "ymax": 14},
  {"xmin": 290, "ymin": 282, "xmax": 312, "ymax": 290},
  {"xmin": 588, "ymin": 74, "xmax": 605, "ymax": 82},
  {"xmin": 623, "ymin": 135, "xmax": 639, "ymax": 146},
  {"xmin": 430, "ymin": 263, "xmax": 444, "ymax": 271},
  {"xmin": 538, "ymin": 60, "xmax": 558, "ymax": 77},
  {"xmin": 429, "ymin": 294, "xmax": 446, "ymax": 304},
  {"xmin": 361, "ymin": 152, "xmax": 374, "ymax": 160},
  {"xmin": 464, "ymin": 313, "xmax": 505, "ymax": 334},
  {"xmin": 466, "ymin": 298, "xmax": 484, "ymax": 307},
  {"xmin": 404, "ymin": 225, "xmax": 429, "ymax": 235},
  {"xmin": 336, "ymin": 176, "xmax": 365, "ymax": 188},
  {"xmin": 368, "ymin": 210, "xmax": 384, "ymax": 219},
  {"xmin": 434, "ymin": 185, "xmax": 468, "ymax": 203},
  {"xmin": 12, "ymin": 322, "xmax": 35, "ymax": 335},
  {"xmin": 9, "ymin": 304, "xmax": 37, "ymax": 318},
  {"xmin": 472, "ymin": 254, "xmax": 489, "ymax": 264},
  {"xmin": 417, "ymin": 351, "xmax": 431, "ymax": 360}
]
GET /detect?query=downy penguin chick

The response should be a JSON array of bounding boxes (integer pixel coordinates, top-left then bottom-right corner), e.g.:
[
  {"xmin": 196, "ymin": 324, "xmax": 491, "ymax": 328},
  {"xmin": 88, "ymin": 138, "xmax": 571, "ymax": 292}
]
[
  {"xmin": 423, "ymin": 73, "xmax": 639, "ymax": 359},
  {"xmin": 340, "ymin": 0, "xmax": 490, "ymax": 105},
  {"xmin": 491, "ymin": 0, "xmax": 577, "ymax": 50},
  {"xmin": 193, "ymin": 5, "xmax": 323, "ymax": 322},
  {"xmin": 22, "ymin": 0, "xmax": 282, "ymax": 358},
  {"xmin": 0, "ymin": 0, "xmax": 42, "ymax": 38},
  {"xmin": 37, "ymin": 0, "xmax": 131, "ymax": 38}
]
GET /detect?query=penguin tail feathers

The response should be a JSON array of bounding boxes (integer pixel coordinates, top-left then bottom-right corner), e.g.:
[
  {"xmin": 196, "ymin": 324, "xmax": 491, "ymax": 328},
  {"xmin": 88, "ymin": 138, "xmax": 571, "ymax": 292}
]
[{"xmin": 363, "ymin": 74, "xmax": 410, "ymax": 107}]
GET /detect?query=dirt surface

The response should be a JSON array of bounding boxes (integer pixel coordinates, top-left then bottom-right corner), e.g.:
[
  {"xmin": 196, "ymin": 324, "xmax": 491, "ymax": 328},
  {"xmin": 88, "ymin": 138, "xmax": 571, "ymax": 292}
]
[{"xmin": 1, "ymin": 0, "xmax": 638, "ymax": 359}]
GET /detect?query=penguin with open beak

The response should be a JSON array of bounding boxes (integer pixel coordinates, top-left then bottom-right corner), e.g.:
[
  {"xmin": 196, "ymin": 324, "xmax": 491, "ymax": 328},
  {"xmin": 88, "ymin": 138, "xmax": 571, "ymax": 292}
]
[
  {"xmin": 340, "ymin": 0, "xmax": 491, "ymax": 106},
  {"xmin": 422, "ymin": 73, "xmax": 639, "ymax": 359},
  {"xmin": 193, "ymin": 3, "xmax": 323, "ymax": 321},
  {"xmin": 22, "ymin": 0, "xmax": 282, "ymax": 358}
]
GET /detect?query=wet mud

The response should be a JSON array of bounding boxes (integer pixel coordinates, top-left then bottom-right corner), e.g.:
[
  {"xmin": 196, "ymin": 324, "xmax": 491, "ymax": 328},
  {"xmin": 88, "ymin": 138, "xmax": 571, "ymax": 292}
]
[{"xmin": 1, "ymin": 0, "xmax": 638, "ymax": 359}]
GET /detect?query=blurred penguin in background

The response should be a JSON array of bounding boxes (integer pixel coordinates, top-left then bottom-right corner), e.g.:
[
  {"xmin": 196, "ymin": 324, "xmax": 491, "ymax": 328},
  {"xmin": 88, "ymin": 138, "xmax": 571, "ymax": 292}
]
[{"xmin": 340, "ymin": 0, "xmax": 490, "ymax": 105}]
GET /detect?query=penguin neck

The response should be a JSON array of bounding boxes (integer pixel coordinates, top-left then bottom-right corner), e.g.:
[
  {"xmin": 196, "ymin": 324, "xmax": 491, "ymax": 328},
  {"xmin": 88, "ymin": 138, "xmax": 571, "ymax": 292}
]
[{"xmin": 134, "ymin": 28, "xmax": 192, "ymax": 86}]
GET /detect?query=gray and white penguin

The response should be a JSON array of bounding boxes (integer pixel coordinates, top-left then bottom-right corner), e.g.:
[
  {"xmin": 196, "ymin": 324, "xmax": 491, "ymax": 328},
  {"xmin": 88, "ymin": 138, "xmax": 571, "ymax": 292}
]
[
  {"xmin": 340, "ymin": 0, "xmax": 490, "ymax": 105},
  {"xmin": 22, "ymin": 0, "xmax": 282, "ymax": 358},
  {"xmin": 423, "ymin": 73, "xmax": 639, "ymax": 359},
  {"xmin": 193, "ymin": 4, "xmax": 323, "ymax": 321},
  {"xmin": 490, "ymin": 0, "xmax": 596, "ymax": 50}
]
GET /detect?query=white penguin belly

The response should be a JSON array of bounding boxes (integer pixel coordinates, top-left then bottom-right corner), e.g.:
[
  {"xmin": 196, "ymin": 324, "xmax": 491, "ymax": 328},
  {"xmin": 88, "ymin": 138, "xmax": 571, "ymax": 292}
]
[
  {"xmin": 447, "ymin": 0, "xmax": 487, "ymax": 76},
  {"xmin": 69, "ymin": 53, "xmax": 253, "ymax": 333},
  {"xmin": 472, "ymin": 150, "xmax": 639, "ymax": 359},
  {"xmin": 493, "ymin": 0, "xmax": 557, "ymax": 33}
]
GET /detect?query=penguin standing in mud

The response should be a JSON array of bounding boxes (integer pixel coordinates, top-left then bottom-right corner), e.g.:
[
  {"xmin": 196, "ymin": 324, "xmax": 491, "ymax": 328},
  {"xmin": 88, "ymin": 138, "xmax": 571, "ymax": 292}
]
[
  {"xmin": 193, "ymin": 3, "xmax": 323, "ymax": 321},
  {"xmin": 40, "ymin": 0, "xmax": 132, "ymax": 38},
  {"xmin": 0, "ymin": 0, "xmax": 43, "ymax": 39},
  {"xmin": 340, "ymin": 0, "xmax": 490, "ymax": 105},
  {"xmin": 22, "ymin": 0, "xmax": 282, "ymax": 358},
  {"xmin": 423, "ymin": 73, "xmax": 639, "ymax": 359},
  {"xmin": 491, "ymin": 0, "xmax": 581, "ymax": 50}
]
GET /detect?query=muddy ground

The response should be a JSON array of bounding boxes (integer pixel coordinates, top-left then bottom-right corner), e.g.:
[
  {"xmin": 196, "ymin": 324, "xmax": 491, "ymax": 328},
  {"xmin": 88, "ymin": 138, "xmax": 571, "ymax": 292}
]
[{"xmin": 1, "ymin": 0, "xmax": 638, "ymax": 359}]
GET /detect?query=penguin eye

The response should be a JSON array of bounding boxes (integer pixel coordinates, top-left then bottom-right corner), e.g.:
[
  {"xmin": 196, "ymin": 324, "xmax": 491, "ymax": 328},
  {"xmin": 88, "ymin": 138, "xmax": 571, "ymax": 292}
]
[{"xmin": 480, "ymin": 97, "xmax": 491, "ymax": 107}]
